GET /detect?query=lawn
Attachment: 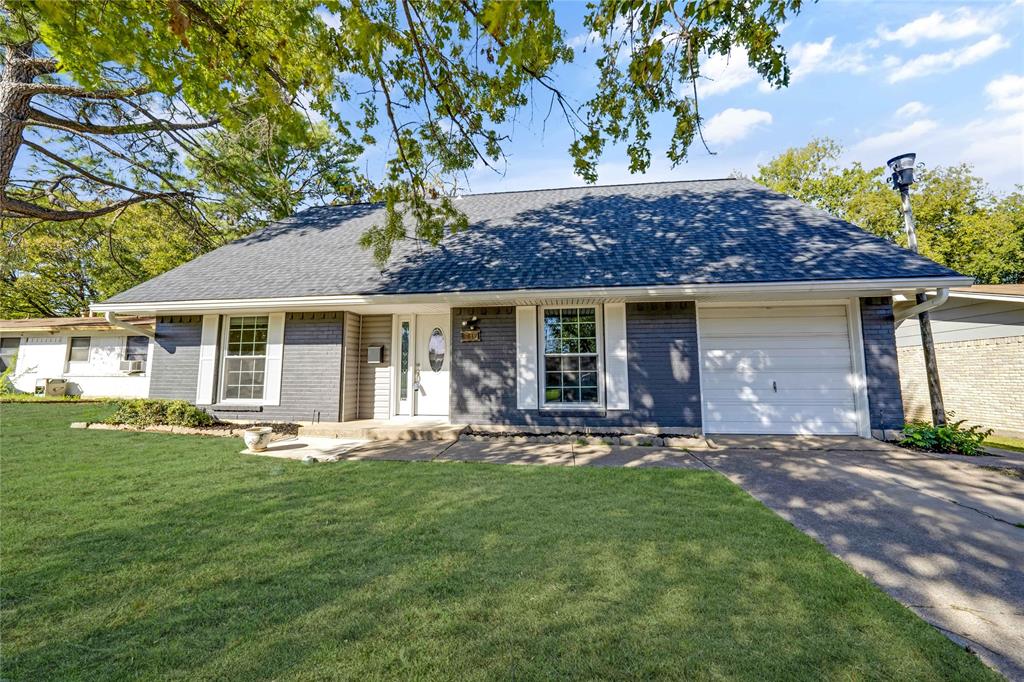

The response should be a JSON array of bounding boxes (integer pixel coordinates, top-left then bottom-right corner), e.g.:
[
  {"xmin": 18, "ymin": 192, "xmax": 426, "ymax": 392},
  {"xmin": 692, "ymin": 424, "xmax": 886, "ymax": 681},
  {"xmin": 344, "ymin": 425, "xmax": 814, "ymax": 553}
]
[
  {"xmin": 1, "ymin": 404, "xmax": 997, "ymax": 681},
  {"xmin": 986, "ymin": 435, "xmax": 1024, "ymax": 454}
]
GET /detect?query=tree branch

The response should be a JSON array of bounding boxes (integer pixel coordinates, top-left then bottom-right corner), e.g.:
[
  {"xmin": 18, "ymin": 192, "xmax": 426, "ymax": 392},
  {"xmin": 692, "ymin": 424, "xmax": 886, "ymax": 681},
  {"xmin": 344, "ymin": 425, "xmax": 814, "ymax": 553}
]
[
  {"xmin": 27, "ymin": 106, "xmax": 218, "ymax": 136},
  {"xmin": 0, "ymin": 192, "xmax": 183, "ymax": 222}
]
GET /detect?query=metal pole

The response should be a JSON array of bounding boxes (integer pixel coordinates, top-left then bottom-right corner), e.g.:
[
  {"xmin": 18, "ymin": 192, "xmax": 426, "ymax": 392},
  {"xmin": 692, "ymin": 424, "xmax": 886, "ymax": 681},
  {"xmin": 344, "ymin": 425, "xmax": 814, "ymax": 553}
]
[{"xmin": 898, "ymin": 185, "xmax": 946, "ymax": 426}]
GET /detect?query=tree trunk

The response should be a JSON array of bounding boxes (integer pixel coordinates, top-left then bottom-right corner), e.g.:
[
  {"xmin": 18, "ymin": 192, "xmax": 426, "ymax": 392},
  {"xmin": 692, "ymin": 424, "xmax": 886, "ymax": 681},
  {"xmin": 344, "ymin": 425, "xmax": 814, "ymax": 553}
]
[{"xmin": 0, "ymin": 43, "xmax": 56, "ymax": 195}]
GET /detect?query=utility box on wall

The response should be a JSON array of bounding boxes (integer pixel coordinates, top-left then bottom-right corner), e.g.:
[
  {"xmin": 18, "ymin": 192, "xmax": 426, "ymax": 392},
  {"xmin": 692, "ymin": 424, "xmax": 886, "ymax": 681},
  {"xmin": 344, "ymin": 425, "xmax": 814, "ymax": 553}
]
[{"xmin": 366, "ymin": 345, "xmax": 384, "ymax": 364}]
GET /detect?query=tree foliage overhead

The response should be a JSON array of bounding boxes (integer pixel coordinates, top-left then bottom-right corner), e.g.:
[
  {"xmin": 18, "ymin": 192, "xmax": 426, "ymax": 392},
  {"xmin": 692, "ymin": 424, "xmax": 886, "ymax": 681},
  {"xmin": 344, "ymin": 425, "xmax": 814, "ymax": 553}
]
[{"xmin": 753, "ymin": 139, "xmax": 1024, "ymax": 285}]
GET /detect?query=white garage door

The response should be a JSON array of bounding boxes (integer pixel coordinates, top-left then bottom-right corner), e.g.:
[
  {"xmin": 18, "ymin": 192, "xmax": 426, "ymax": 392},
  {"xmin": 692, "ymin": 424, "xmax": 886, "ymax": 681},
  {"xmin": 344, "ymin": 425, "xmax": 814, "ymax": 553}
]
[{"xmin": 699, "ymin": 305, "xmax": 861, "ymax": 435}]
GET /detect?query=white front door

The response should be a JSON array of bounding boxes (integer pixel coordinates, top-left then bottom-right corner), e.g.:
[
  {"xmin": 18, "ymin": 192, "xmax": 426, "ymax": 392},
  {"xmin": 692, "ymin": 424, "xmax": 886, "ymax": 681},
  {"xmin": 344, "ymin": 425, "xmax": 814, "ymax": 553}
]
[
  {"xmin": 413, "ymin": 314, "xmax": 450, "ymax": 416},
  {"xmin": 699, "ymin": 304, "xmax": 861, "ymax": 435}
]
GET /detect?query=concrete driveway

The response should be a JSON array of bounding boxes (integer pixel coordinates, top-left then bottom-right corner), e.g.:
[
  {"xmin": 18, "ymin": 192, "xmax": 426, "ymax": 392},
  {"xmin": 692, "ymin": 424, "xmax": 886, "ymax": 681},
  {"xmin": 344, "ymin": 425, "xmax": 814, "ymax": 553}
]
[{"xmin": 696, "ymin": 440, "xmax": 1024, "ymax": 680}]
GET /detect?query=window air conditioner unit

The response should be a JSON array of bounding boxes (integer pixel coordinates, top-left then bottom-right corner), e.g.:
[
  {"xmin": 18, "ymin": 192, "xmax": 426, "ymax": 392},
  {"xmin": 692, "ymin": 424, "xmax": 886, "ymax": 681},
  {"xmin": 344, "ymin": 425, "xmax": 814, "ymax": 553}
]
[{"xmin": 120, "ymin": 360, "xmax": 145, "ymax": 374}]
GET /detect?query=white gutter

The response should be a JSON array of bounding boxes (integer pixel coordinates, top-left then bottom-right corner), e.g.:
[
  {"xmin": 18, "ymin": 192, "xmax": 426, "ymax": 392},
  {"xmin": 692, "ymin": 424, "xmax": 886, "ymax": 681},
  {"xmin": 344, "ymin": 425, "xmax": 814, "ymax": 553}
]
[
  {"xmin": 104, "ymin": 311, "xmax": 155, "ymax": 338},
  {"xmin": 91, "ymin": 275, "xmax": 974, "ymax": 314},
  {"xmin": 894, "ymin": 288, "xmax": 949, "ymax": 323}
]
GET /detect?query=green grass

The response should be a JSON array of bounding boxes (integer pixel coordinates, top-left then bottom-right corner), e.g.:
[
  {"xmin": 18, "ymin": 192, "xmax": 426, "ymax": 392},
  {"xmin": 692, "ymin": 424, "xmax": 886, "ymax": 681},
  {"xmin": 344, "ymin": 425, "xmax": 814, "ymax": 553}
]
[
  {"xmin": 985, "ymin": 435, "xmax": 1024, "ymax": 454},
  {"xmin": 1, "ymin": 404, "xmax": 997, "ymax": 681}
]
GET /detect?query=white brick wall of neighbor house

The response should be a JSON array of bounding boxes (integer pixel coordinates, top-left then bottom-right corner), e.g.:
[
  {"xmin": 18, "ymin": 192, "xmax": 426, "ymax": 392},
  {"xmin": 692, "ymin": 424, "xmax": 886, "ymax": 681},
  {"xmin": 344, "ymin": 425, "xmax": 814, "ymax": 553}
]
[{"xmin": 899, "ymin": 336, "xmax": 1023, "ymax": 438}]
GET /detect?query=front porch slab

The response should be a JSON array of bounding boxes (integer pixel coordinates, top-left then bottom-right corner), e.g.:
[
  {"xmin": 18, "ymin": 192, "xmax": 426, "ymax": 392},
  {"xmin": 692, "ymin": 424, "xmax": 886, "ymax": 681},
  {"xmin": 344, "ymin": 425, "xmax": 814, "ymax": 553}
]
[{"xmin": 299, "ymin": 418, "xmax": 467, "ymax": 441}]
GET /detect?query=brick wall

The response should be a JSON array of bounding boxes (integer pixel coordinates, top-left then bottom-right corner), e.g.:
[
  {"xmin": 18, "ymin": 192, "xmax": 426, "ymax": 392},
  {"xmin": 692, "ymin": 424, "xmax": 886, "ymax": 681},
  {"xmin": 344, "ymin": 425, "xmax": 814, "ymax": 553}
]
[
  {"xmin": 450, "ymin": 302, "xmax": 702, "ymax": 429},
  {"xmin": 859, "ymin": 297, "xmax": 905, "ymax": 434},
  {"xmin": 151, "ymin": 312, "xmax": 344, "ymax": 423},
  {"xmin": 899, "ymin": 335, "xmax": 1023, "ymax": 438}
]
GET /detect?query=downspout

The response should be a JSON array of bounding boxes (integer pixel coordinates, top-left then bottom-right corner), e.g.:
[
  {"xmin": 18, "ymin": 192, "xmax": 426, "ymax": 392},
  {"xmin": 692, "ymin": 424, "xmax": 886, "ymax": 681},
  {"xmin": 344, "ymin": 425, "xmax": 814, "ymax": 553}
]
[
  {"xmin": 104, "ymin": 311, "xmax": 155, "ymax": 338},
  {"xmin": 894, "ymin": 287, "xmax": 949, "ymax": 323}
]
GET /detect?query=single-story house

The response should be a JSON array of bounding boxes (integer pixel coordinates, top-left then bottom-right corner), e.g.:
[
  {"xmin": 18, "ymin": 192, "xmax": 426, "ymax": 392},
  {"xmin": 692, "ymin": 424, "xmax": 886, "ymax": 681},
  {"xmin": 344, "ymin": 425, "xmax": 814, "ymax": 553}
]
[
  {"xmin": 90, "ymin": 179, "xmax": 971, "ymax": 439},
  {"xmin": 896, "ymin": 284, "xmax": 1023, "ymax": 438},
  {"xmin": 0, "ymin": 316, "xmax": 155, "ymax": 398}
]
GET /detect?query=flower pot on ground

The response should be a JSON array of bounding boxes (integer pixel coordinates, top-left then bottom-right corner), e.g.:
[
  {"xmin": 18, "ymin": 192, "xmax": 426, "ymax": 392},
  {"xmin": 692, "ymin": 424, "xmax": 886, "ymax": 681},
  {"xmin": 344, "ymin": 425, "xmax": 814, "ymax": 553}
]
[{"xmin": 243, "ymin": 427, "xmax": 274, "ymax": 452}]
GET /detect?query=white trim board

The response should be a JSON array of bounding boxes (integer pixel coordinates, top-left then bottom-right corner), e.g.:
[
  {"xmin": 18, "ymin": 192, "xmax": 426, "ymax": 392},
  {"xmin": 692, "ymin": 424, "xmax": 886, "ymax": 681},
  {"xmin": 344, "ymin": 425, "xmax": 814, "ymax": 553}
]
[{"xmin": 92, "ymin": 276, "xmax": 973, "ymax": 314}]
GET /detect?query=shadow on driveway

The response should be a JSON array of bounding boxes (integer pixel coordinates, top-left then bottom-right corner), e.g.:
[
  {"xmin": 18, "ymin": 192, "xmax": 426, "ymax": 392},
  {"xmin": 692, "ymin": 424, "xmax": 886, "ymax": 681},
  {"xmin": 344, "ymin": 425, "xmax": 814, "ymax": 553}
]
[{"xmin": 696, "ymin": 445, "xmax": 1024, "ymax": 680}]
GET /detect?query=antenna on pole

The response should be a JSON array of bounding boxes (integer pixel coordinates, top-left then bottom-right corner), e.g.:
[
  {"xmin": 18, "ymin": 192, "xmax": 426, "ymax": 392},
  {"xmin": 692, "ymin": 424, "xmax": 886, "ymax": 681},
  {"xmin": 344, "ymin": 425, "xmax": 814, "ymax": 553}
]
[{"xmin": 887, "ymin": 152, "xmax": 946, "ymax": 426}]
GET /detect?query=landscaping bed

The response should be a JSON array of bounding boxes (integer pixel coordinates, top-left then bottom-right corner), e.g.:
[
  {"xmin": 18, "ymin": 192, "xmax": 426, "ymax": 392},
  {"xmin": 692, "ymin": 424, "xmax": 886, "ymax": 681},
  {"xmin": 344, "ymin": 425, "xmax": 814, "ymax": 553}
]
[{"xmin": 0, "ymin": 402, "xmax": 998, "ymax": 681}]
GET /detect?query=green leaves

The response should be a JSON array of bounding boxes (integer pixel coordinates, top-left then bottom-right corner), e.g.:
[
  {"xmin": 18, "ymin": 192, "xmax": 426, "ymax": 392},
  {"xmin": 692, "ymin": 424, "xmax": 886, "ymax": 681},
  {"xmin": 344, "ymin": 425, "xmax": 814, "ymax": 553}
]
[
  {"xmin": 9, "ymin": 0, "xmax": 808, "ymax": 272},
  {"xmin": 754, "ymin": 139, "xmax": 1024, "ymax": 285}
]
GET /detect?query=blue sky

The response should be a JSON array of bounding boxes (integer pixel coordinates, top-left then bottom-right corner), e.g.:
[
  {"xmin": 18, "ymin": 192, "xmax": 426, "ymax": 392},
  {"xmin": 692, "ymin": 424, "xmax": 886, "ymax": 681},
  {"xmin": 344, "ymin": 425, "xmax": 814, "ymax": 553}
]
[{"xmin": 462, "ymin": 0, "xmax": 1024, "ymax": 194}]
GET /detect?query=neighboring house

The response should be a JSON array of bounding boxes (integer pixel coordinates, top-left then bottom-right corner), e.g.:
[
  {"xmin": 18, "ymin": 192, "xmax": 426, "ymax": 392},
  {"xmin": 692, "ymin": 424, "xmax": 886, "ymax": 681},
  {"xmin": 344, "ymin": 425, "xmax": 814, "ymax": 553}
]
[
  {"xmin": 896, "ymin": 285, "xmax": 1023, "ymax": 438},
  {"xmin": 90, "ymin": 179, "xmax": 970, "ymax": 439},
  {"xmin": 0, "ymin": 316, "xmax": 155, "ymax": 398}
]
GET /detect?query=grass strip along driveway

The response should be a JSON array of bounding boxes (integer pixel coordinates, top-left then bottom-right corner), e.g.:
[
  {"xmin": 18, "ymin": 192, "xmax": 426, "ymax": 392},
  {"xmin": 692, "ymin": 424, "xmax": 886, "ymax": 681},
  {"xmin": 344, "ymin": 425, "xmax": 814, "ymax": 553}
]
[{"xmin": 1, "ymin": 403, "xmax": 998, "ymax": 680}]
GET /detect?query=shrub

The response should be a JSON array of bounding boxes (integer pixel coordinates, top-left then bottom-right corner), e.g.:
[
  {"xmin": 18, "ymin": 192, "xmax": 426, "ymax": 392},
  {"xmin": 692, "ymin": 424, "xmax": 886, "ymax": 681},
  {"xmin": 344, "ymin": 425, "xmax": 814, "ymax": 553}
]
[
  {"xmin": 106, "ymin": 399, "xmax": 213, "ymax": 428},
  {"xmin": 899, "ymin": 419, "xmax": 992, "ymax": 456}
]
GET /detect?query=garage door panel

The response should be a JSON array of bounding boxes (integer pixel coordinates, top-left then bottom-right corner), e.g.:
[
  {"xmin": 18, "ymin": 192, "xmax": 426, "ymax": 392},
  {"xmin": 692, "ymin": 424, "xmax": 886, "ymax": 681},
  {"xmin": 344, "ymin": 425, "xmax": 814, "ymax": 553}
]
[
  {"xmin": 702, "ymin": 335, "xmax": 852, "ymax": 351},
  {"xmin": 703, "ymin": 403, "xmax": 860, "ymax": 435},
  {"xmin": 701, "ymin": 372, "xmax": 856, "ymax": 391},
  {"xmin": 703, "ymin": 387, "xmax": 857, "ymax": 405},
  {"xmin": 699, "ymin": 304, "xmax": 860, "ymax": 436},
  {"xmin": 702, "ymin": 348, "xmax": 853, "ymax": 371},
  {"xmin": 700, "ymin": 305, "xmax": 847, "ymax": 320}
]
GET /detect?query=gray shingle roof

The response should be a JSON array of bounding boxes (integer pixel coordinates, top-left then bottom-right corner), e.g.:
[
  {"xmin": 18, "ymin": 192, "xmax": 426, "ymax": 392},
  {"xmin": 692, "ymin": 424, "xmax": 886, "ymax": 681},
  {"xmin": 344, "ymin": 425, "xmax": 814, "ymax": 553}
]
[{"xmin": 104, "ymin": 178, "xmax": 962, "ymax": 304}]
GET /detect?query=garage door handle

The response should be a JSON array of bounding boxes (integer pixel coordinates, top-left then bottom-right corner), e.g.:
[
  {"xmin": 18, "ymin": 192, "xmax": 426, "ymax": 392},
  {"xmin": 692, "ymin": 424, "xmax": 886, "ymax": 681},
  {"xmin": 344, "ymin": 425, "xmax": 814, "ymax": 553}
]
[{"xmin": 772, "ymin": 381, "xmax": 777, "ymax": 393}]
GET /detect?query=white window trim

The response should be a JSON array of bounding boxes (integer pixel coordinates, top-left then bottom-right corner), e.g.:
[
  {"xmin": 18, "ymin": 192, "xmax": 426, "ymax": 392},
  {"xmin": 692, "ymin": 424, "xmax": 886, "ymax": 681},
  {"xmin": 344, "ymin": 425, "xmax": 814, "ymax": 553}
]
[
  {"xmin": 66, "ymin": 335, "xmax": 92, "ymax": 368},
  {"xmin": 217, "ymin": 314, "xmax": 270, "ymax": 405},
  {"xmin": 537, "ymin": 304, "xmax": 605, "ymax": 411}
]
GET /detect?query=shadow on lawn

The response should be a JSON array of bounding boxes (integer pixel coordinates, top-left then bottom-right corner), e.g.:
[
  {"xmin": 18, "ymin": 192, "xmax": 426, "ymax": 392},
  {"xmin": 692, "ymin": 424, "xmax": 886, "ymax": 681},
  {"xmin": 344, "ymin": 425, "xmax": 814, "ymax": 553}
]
[{"xmin": 2, "ymin": 447, "xmax": 990, "ymax": 681}]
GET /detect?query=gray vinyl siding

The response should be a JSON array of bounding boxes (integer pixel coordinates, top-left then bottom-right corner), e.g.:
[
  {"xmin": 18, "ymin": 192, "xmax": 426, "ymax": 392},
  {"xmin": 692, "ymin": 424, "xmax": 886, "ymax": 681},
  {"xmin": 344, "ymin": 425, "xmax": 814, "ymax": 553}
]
[
  {"xmin": 860, "ymin": 297, "xmax": 905, "ymax": 431},
  {"xmin": 450, "ymin": 303, "xmax": 702, "ymax": 429},
  {"xmin": 341, "ymin": 312, "xmax": 362, "ymax": 421},
  {"xmin": 150, "ymin": 312, "xmax": 344, "ymax": 423},
  {"xmin": 149, "ymin": 316, "xmax": 204, "ymax": 400},
  {"xmin": 895, "ymin": 297, "xmax": 1024, "ymax": 346},
  {"xmin": 357, "ymin": 314, "xmax": 392, "ymax": 419}
]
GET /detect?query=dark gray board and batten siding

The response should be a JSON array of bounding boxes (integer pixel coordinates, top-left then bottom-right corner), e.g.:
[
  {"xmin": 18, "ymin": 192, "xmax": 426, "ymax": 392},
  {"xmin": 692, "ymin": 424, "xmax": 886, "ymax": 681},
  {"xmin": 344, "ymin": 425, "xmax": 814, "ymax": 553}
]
[{"xmin": 449, "ymin": 303, "xmax": 703, "ymax": 429}]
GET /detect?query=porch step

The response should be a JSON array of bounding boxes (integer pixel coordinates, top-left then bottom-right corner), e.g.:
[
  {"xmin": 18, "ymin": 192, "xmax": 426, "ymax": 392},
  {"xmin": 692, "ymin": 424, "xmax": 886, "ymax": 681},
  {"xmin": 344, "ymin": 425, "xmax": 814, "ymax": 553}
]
[{"xmin": 299, "ymin": 420, "xmax": 467, "ymax": 442}]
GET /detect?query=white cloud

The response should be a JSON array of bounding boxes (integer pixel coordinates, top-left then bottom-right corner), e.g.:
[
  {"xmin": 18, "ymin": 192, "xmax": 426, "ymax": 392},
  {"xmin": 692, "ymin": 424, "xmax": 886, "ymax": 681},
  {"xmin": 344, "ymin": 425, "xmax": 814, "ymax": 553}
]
[
  {"xmin": 985, "ymin": 74, "xmax": 1024, "ymax": 111},
  {"xmin": 758, "ymin": 36, "xmax": 868, "ymax": 92},
  {"xmin": 702, "ymin": 108, "xmax": 773, "ymax": 145},
  {"xmin": 879, "ymin": 9, "xmax": 996, "ymax": 46},
  {"xmin": 887, "ymin": 34, "xmax": 1010, "ymax": 83},
  {"xmin": 697, "ymin": 48, "xmax": 757, "ymax": 97},
  {"xmin": 850, "ymin": 119, "xmax": 940, "ymax": 158},
  {"xmin": 894, "ymin": 101, "xmax": 931, "ymax": 118}
]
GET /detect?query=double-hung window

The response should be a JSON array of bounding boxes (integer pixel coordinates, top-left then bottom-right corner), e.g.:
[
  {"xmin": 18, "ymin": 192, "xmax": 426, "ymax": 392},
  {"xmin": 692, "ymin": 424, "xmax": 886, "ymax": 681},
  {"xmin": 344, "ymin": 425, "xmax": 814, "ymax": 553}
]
[
  {"xmin": 542, "ymin": 307, "xmax": 601, "ymax": 405},
  {"xmin": 68, "ymin": 336, "xmax": 91, "ymax": 363},
  {"xmin": 221, "ymin": 316, "xmax": 268, "ymax": 401},
  {"xmin": 124, "ymin": 336, "xmax": 149, "ymax": 364},
  {"xmin": 0, "ymin": 338, "xmax": 19, "ymax": 372}
]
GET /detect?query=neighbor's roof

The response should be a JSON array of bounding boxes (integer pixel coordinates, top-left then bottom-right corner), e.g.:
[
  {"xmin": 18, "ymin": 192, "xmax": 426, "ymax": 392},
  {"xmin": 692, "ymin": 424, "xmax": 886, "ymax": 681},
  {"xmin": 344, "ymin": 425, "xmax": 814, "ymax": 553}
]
[
  {"xmin": 103, "ymin": 178, "xmax": 963, "ymax": 305},
  {"xmin": 0, "ymin": 316, "xmax": 155, "ymax": 334},
  {"xmin": 952, "ymin": 284, "xmax": 1024, "ymax": 300}
]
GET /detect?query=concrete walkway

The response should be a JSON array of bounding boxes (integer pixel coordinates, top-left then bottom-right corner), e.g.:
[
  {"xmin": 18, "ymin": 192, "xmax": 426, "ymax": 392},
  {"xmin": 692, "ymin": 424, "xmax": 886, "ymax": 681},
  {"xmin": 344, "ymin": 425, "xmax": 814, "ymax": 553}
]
[{"xmin": 696, "ymin": 442, "xmax": 1024, "ymax": 681}]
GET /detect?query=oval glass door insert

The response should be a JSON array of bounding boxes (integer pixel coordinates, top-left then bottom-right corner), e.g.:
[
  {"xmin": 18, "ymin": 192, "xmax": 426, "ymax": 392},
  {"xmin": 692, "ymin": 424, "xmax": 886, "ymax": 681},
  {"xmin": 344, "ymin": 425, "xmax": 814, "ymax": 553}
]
[{"xmin": 428, "ymin": 328, "xmax": 445, "ymax": 372}]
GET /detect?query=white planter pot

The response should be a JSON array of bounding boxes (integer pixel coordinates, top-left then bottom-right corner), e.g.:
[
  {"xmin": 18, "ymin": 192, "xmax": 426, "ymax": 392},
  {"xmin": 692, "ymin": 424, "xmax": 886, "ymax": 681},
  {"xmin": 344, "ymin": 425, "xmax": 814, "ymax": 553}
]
[{"xmin": 243, "ymin": 427, "xmax": 274, "ymax": 452}]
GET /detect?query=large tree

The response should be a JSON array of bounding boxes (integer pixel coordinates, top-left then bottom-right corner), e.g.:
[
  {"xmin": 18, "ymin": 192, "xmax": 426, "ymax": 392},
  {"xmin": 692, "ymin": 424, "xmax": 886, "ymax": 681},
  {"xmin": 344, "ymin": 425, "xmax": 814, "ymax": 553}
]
[
  {"xmin": 753, "ymin": 139, "xmax": 1024, "ymax": 284},
  {"xmin": 3, "ymin": 0, "xmax": 801, "ymax": 258}
]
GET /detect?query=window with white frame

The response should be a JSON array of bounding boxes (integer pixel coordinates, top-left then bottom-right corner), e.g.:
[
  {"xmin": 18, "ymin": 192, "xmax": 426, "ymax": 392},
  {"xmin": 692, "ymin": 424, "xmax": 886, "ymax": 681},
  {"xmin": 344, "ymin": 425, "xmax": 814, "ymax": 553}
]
[
  {"xmin": 221, "ymin": 316, "xmax": 268, "ymax": 401},
  {"xmin": 68, "ymin": 336, "xmax": 91, "ymax": 363},
  {"xmin": 124, "ymin": 336, "xmax": 149, "ymax": 363},
  {"xmin": 542, "ymin": 307, "xmax": 600, "ymax": 405},
  {"xmin": 0, "ymin": 337, "xmax": 19, "ymax": 372}
]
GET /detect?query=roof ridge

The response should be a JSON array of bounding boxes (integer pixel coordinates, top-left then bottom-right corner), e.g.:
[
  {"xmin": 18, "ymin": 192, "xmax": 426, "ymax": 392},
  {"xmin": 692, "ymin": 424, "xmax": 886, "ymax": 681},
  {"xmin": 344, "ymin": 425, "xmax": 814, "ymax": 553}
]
[{"xmin": 458, "ymin": 176, "xmax": 743, "ymax": 198}]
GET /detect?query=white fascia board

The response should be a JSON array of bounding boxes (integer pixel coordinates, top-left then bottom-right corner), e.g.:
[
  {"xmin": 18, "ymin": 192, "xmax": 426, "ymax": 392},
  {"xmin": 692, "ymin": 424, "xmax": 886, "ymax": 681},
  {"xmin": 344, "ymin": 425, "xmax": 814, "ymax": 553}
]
[{"xmin": 91, "ymin": 275, "xmax": 975, "ymax": 314}]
